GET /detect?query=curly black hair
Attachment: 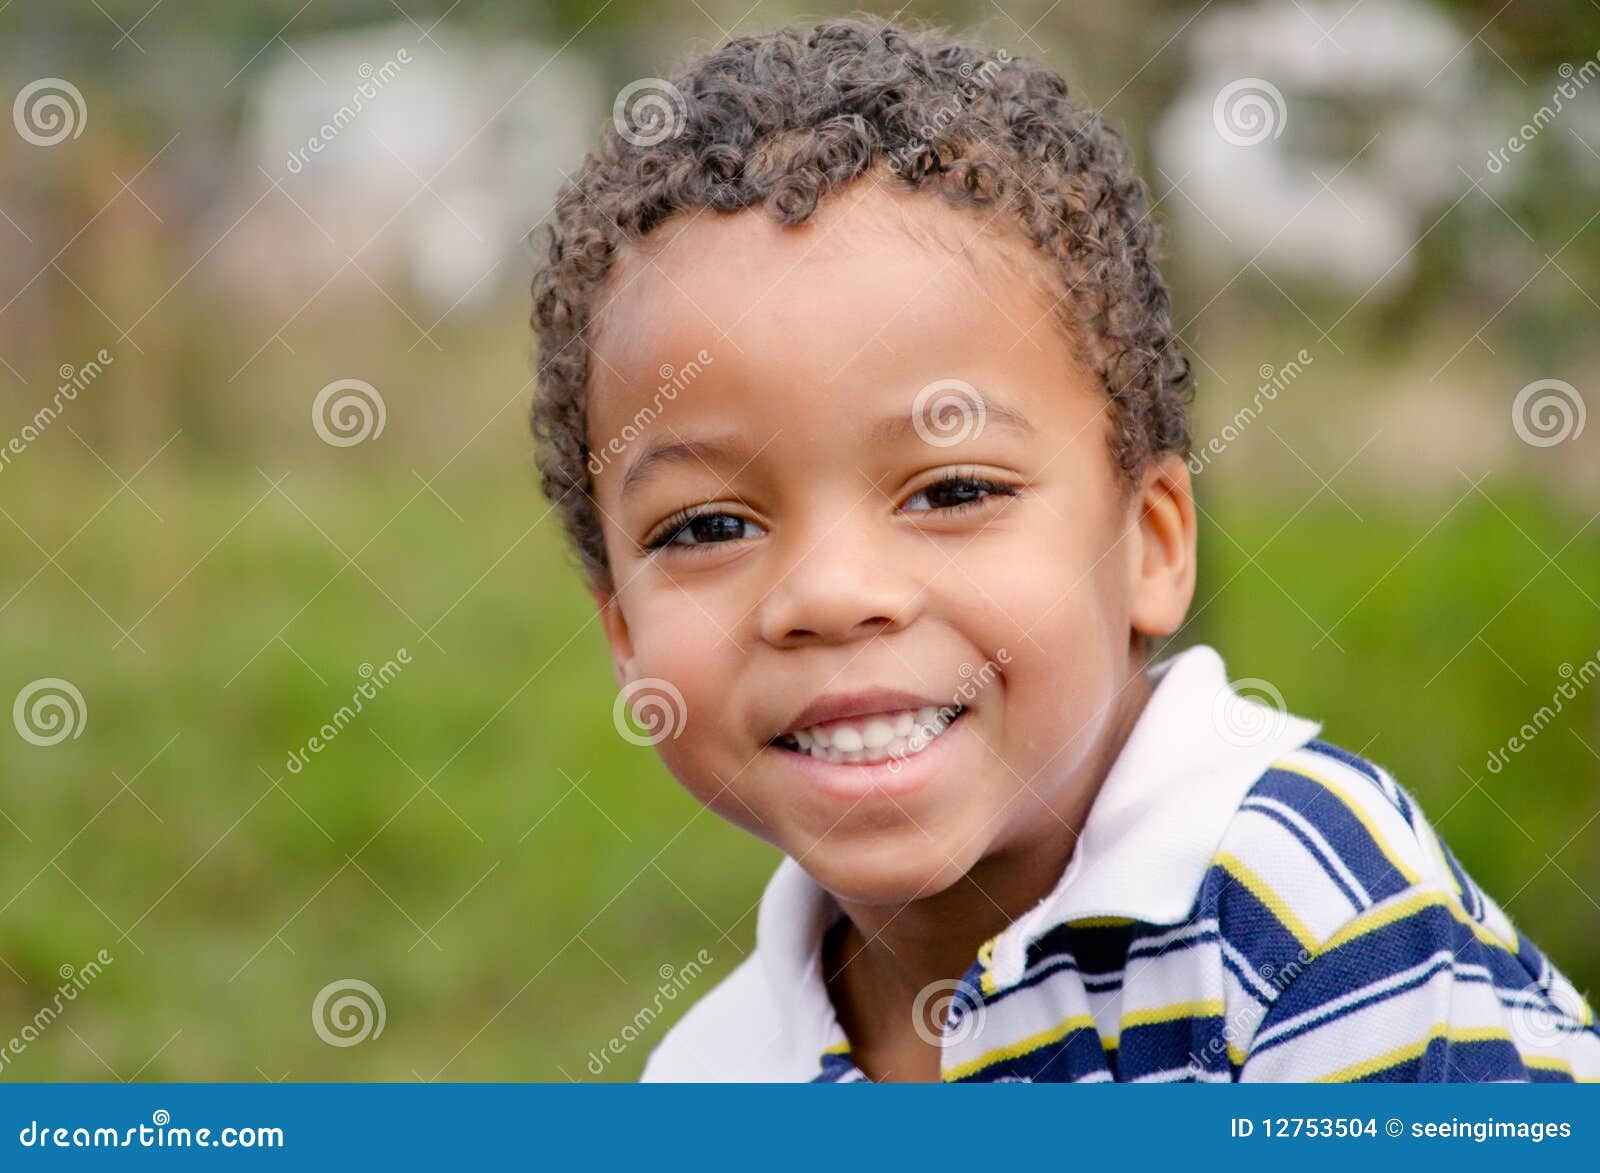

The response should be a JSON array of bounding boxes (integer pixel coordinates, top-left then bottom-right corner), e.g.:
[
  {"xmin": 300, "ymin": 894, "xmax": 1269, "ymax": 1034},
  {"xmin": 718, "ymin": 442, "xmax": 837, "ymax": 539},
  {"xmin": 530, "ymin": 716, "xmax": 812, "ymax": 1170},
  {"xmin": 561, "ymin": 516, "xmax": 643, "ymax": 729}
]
[{"xmin": 530, "ymin": 14, "xmax": 1191, "ymax": 586}]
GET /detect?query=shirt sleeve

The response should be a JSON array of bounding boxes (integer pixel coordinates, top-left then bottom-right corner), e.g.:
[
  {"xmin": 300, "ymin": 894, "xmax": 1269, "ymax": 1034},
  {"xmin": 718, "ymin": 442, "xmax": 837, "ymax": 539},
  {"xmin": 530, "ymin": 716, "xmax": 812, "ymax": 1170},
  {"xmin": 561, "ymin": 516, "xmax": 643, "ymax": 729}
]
[{"xmin": 1237, "ymin": 878, "xmax": 1600, "ymax": 1082}]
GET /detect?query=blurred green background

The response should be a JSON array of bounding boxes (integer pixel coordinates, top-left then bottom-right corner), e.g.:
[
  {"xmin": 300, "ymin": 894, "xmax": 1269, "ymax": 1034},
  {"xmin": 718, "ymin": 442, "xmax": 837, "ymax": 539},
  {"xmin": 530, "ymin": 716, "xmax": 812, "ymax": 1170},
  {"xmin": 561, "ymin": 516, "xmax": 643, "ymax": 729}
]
[{"xmin": 0, "ymin": 0, "xmax": 1596, "ymax": 1080}]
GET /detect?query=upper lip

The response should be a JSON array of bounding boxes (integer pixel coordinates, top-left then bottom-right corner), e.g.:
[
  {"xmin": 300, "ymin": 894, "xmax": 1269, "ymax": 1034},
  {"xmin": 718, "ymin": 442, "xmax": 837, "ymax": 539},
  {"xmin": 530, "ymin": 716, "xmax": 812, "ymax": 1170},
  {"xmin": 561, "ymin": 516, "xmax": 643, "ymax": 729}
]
[{"xmin": 777, "ymin": 688, "xmax": 954, "ymax": 737}]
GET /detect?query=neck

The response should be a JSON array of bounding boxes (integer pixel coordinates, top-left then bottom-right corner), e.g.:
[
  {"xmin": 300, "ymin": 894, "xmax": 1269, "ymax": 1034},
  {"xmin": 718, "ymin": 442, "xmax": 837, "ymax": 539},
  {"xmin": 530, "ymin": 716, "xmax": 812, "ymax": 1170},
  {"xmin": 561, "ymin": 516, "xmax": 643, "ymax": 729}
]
[{"xmin": 822, "ymin": 660, "xmax": 1154, "ymax": 1077}]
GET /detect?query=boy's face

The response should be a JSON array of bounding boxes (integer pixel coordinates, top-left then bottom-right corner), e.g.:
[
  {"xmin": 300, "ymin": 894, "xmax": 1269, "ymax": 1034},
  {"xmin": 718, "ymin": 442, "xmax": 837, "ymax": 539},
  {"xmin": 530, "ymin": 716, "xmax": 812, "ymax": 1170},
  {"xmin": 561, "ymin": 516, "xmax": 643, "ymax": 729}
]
[{"xmin": 585, "ymin": 179, "xmax": 1194, "ymax": 906}]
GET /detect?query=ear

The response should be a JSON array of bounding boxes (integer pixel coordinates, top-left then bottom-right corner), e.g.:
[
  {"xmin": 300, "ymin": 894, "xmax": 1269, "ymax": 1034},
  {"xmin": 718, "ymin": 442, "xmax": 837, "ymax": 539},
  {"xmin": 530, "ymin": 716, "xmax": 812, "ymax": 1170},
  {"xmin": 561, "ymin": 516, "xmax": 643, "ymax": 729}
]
[
  {"xmin": 1127, "ymin": 453, "xmax": 1197, "ymax": 639},
  {"xmin": 589, "ymin": 579, "xmax": 638, "ymax": 689}
]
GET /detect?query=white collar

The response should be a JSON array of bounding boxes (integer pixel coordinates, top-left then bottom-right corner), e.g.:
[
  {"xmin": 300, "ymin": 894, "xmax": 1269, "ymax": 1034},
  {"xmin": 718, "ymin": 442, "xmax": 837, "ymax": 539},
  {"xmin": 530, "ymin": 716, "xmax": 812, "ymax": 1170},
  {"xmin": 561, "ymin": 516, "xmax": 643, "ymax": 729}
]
[{"xmin": 754, "ymin": 643, "xmax": 1322, "ymax": 1045}]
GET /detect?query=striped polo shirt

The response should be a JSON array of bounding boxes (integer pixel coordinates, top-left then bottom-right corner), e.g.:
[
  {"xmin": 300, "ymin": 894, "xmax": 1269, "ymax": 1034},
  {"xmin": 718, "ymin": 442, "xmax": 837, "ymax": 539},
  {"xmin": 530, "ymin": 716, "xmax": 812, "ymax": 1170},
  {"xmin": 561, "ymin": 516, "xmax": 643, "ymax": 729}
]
[{"xmin": 639, "ymin": 644, "xmax": 1600, "ymax": 1082}]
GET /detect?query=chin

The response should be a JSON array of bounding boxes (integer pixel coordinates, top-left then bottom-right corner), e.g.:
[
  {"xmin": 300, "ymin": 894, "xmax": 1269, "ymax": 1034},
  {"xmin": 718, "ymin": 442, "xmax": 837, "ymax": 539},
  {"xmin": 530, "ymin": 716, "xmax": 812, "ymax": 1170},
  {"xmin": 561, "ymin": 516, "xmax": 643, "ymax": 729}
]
[{"xmin": 799, "ymin": 831, "xmax": 983, "ymax": 908}]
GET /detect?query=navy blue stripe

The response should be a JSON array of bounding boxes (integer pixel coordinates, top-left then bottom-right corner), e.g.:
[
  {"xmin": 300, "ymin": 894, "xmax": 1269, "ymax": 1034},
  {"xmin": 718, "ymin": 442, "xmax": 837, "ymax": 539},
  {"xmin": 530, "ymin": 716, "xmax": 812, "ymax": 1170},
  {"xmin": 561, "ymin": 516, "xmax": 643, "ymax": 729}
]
[{"xmin": 1239, "ymin": 797, "xmax": 1365, "ymax": 912}]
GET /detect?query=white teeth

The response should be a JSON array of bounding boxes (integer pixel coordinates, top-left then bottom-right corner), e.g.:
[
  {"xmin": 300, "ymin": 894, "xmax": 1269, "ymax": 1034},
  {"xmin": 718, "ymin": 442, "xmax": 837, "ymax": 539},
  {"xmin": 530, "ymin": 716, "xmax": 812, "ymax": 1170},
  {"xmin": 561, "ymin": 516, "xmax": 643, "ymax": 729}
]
[
  {"xmin": 779, "ymin": 706, "xmax": 963, "ymax": 766},
  {"xmin": 862, "ymin": 718, "xmax": 895, "ymax": 749},
  {"xmin": 831, "ymin": 725, "xmax": 864, "ymax": 752}
]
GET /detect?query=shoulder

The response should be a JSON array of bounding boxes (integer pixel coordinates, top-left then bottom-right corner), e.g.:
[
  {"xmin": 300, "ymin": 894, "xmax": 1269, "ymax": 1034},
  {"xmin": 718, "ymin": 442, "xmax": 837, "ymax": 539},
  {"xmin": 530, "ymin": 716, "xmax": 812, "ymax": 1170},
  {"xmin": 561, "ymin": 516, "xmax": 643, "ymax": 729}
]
[
  {"xmin": 1211, "ymin": 739, "xmax": 1453, "ymax": 917},
  {"xmin": 1201, "ymin": 738, "xmax": 1513, "ymax": 976},
  {"xmin": 638, "ymin": 953, "xmax": 816, "ymax": 1082}
]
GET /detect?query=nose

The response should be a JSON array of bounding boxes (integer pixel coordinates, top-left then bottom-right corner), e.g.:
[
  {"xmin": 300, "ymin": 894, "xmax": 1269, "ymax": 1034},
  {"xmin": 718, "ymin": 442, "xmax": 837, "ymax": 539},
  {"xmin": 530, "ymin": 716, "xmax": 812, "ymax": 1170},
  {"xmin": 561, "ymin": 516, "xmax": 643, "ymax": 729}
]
[{"xmin": 755, "ymin": 511, "xmax": 923, "ymax": 649}]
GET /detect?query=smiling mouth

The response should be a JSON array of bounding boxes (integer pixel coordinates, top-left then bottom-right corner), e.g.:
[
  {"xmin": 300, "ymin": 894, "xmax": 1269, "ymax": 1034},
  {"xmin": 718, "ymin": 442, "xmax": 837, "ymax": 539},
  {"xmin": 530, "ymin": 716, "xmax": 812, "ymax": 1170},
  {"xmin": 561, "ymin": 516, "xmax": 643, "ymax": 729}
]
[{"xmin": 771, "ymin": 705, "xmax": 966, "ymax": 765}]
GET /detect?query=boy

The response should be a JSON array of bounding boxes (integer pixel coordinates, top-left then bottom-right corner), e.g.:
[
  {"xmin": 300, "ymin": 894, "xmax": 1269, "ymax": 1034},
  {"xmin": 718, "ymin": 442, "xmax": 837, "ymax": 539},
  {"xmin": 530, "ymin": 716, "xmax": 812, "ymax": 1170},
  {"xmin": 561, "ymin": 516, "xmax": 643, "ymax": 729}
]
[{"xmin": 529, "ymin": 17, "xmax": 1600, "ymax": 1082}]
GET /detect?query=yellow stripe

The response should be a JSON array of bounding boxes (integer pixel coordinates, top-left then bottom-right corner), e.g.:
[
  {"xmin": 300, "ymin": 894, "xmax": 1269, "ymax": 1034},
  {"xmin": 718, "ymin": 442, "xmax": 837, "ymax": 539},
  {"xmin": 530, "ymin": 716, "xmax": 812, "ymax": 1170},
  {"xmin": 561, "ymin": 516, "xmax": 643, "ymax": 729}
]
[
  {"xmin": 976, "ymin": 937, "xmax": 998, "ymax": 997},
  {"xmin": 820, "ymin": 1040, "xmax": 850, "ymax": 1057},
  {"xmin": 1214, "ymin": 851, "xmax": 1318, "ymax": 952},
  {"xmin": 1521, "ymin": 1051, "xmax": 1575, "ymax": 1076},
  {"xmin": 1280, "ymin": 758, "xmax": 1521, "ymax": 954},
  {"xmin": 1065, "ymin": 916, "xmax": 1135, "ymax": 929},
  {"xmin": 941, "ymin": 1013, "xmax": 1096, "ymax": 1083},
  {"xmin": 1277, "ymin": 760, "xmax": 1423, "ymax": 885},
  {"xmin": 1102, "ymin": 1000, "xmax": 1227, "ymax": 1052},
  {"xmin": 1315, "ymin": 1022, "xmax": 1513, "ymax": 1082},
  {"xmin": 1121, "ymin": 999, "xmax": 1226, "ymax": 1030},
  {"xmin": 1316, "ymin": 888, "xmax": 1516, "ymax": 957}
]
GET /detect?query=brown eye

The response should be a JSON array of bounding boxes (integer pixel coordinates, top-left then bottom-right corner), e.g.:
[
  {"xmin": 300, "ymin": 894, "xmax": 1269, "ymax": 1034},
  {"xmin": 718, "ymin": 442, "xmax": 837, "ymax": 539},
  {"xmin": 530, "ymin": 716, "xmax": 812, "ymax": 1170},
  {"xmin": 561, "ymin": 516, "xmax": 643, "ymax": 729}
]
[
  {"xmin": 649, "ymin": 511, "xmax": 763, "ymax": 549},
  {"xmin": 903, "ymin": 476, "xmax": 1017, "ymax": 513}
]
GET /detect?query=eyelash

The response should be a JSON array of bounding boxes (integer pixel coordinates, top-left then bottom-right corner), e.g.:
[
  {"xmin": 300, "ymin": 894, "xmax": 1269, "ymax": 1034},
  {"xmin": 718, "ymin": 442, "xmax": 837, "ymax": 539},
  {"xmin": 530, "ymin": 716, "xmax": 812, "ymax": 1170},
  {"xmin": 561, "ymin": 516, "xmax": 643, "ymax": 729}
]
[{"xmin": 642, "ymin": 472, "xmax": 1019, "ymax": 553}]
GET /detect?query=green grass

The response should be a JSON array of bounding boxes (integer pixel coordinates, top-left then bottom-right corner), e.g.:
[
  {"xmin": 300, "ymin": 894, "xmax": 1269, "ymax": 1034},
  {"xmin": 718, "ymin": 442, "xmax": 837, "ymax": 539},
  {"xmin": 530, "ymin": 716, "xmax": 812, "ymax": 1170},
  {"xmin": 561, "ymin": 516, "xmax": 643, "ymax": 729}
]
[{"xmin": 0, "ymin": 460, "xmax": 1595, "ymax": 1080}]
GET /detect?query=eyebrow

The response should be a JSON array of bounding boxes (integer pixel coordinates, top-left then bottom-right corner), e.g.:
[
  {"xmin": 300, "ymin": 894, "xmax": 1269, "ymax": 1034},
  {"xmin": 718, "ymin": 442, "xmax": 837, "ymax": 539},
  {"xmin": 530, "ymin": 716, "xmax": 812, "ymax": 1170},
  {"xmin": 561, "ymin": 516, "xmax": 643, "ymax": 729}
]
[
  {"xmin": 867, "ymin": 393, "xmax": 1036, "ymax": 444},
  {"xmin": 616, "ymin": 392, "xmax": 1035, "ymax": 497},
  {"xmin": 620, "ymin": 436, "xmax": 746, "ymax": 497}
]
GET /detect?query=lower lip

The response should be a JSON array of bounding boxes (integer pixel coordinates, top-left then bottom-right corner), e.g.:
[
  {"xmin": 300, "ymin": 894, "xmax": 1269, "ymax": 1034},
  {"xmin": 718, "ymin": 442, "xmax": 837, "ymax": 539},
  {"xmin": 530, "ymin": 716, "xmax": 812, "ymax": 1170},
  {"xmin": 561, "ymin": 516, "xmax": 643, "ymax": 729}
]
[{"xmin": 770, "ymin": 712, "xmax": 965, "ymax": 801}]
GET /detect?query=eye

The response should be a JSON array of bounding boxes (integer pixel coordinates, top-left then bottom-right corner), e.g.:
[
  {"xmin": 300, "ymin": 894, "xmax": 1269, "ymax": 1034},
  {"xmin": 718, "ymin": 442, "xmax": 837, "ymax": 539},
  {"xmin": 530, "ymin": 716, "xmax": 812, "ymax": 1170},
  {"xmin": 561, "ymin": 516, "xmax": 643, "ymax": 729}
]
[
  {"xmin": 646, "ymin": 509, "xmax": 765, "ymax": 550},
  {"xmin": 901, "ymin": 474, "xmax": 1018, "ymax": 514}
]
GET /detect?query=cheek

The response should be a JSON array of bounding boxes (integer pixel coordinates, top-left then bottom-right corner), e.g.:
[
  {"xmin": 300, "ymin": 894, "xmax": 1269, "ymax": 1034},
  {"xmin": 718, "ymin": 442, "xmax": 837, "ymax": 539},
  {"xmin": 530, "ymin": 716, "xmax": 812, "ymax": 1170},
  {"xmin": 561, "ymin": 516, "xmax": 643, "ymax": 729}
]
[
  {"xmin": 941, "ymin": 518, "xmax": 1133, "ymax": 780},
  {"xmin": 623, "ymin": 596, "xmax": 768, "ymax": 829}
]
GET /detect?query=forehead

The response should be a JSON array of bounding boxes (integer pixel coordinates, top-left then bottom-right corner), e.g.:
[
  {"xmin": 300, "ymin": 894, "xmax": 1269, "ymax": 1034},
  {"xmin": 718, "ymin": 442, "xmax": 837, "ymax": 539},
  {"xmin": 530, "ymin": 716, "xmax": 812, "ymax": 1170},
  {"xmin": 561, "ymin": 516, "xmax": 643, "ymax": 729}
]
[{"xmin": 584, "ymin": 179, "xmax": 1088, "ymax": 453}]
